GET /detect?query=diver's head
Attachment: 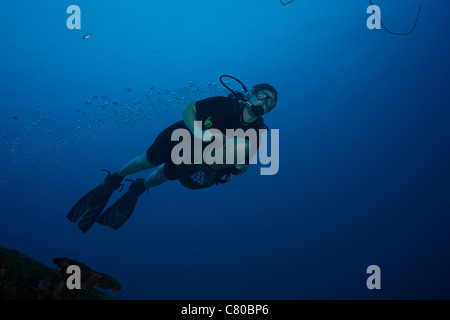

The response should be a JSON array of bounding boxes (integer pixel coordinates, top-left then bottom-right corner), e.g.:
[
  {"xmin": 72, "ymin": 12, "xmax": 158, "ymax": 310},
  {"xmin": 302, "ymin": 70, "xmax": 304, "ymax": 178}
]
[{"xmin": 244, "ymin": 84, "xmax": 278, "ymax": 117}]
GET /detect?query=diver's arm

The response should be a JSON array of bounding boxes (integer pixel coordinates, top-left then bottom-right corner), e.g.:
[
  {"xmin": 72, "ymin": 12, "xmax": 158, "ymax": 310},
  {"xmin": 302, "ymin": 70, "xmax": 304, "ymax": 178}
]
[
  {"xmin": 247, "ymin": 127, "xmax": 267, "ymax": 167},
  {"xmin": 234, "ymin": 128, "xmax": 266, "ymax": 176},
  {"xmin": 182, "ymin": 103, "xmax": 200, "ymax": 137}
]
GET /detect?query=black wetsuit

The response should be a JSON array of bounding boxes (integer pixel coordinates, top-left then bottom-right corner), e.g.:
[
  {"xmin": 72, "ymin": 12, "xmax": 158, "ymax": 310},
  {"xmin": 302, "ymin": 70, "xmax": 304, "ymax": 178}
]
[{"xmin": 146, "ymin": 96, "xmax": 266, "ymax": 181}]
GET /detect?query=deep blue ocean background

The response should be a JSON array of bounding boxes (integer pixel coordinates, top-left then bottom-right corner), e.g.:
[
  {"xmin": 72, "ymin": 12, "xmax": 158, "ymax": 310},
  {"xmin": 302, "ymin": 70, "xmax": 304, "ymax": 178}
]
[{"xmin": 1, "ymin": 0, "xmax": 449, "ymax": 299}]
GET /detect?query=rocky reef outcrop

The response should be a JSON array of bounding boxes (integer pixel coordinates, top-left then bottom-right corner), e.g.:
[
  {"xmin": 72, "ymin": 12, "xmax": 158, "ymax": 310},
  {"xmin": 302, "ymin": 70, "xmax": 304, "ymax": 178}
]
[{"xmin": 0, "ymin": 246, "xmax": 121, "ymax": 300}]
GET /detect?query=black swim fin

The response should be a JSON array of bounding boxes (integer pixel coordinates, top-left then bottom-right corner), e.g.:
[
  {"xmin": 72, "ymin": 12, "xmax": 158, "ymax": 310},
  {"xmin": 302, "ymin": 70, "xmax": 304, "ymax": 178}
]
[
  {"xmin": 67, "ymin": 170, "xmax": 124, "ymax": 233},
  {"xmin": 96, "ymin": 178, "xmax": 147, "ymax": 230}
]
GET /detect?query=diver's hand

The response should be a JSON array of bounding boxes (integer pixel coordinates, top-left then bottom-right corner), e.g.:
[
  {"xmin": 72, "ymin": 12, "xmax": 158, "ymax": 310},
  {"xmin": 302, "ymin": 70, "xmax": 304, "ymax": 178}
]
[
  {"xmin": 202, "ymin": 130, "xmax": 214, "ymax": 142},
  {"xmin": 235, "ymin": 164, "xmax": 249, "ymax": 175},
  {"xmin": 193, "ymin": 129, "xmax": 214, "ymax": 142}
]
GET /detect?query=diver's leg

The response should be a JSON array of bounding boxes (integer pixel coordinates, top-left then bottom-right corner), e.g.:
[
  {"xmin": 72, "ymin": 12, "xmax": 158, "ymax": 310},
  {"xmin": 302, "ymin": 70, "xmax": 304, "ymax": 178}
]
[
  {"xmin": 144, "ymin": 164, "xmax": 169, "ymax": 188},
  {"xmin": 127, "ymin": 120, "xmax": 185, "ymax": 178},
  {"xmin": 118, "ymin": 152, "xmax": 156, "ymax": 177}
]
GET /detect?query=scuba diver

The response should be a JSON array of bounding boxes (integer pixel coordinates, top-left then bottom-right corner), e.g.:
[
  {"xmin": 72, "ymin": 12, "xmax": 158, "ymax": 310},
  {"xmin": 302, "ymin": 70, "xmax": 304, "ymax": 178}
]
[{"xmin": 67, "ymin": 75, "xmax": 278, "ymax": 233}]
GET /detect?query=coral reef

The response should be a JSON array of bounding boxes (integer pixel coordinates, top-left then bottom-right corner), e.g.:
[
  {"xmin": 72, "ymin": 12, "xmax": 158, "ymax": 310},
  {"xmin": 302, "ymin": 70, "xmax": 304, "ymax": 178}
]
[{"xmin": 0, "ymin": 246, "xmax": 121, "ymax": 300}]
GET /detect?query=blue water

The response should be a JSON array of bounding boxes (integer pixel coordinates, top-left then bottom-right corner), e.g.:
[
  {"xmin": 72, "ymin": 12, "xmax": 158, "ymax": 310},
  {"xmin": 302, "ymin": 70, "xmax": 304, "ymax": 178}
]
[{"xmin": 1, "ymin": 0, "xmax": 449, "ymax": 299}]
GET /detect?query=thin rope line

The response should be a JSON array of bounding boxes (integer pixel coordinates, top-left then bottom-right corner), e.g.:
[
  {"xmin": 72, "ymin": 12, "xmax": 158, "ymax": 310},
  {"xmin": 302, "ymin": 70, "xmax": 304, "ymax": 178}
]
[
  {"xmin": 368, "ymin": 0, "xmax": 422, "ymax": 35},
  {"xmin": 280, "ymin": 0, "xmax": 422, "ymax": 36}
]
